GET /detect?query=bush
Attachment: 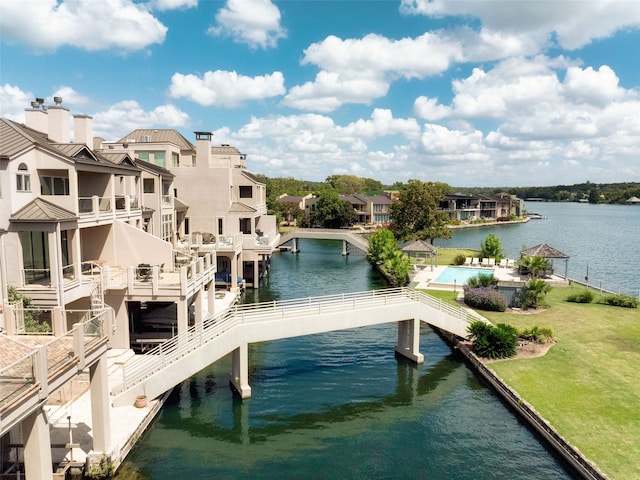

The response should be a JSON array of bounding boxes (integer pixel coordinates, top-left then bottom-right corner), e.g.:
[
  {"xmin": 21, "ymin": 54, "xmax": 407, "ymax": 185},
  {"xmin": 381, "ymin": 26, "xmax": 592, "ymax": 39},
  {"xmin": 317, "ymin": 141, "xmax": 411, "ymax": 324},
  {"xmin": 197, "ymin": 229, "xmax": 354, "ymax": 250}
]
[
  {"xmin": 519, "ymin": 326, "xmax": 554, "ymax": 344},
  {"xmin": 599, "ymin": 293, "xmax": 639, "ymax": 308},
  {"xmin": 453, "ymin": 254, "xmax": 466, "ymax": 266},
  {"xmin": 466, "ymin": 273, "xmax": 498, "ymax": 288},
  {"xmin": 470, "ymin": 322, "xmax": 518, "ymax": 359},
  {"xmin": 517, "ymin": 278, "xmax": 551, "ymax": 310},
  {"xmin": 566, "ymin": 289, "xmax": 595, "ymax": 303},
  {"xmin": 467, "ymin": 320, "xmax": 492, "ymax": 341},
  {"xmin": 463, "ymin": 286, "xmax": 507, "ymax": 312}
]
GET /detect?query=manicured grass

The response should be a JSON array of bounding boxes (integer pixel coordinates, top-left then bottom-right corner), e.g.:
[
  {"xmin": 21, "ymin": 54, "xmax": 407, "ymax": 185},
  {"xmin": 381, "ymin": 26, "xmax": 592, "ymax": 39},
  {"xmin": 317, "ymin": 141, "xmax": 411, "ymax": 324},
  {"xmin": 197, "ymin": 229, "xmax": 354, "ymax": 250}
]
[
  {"xmin": 434, "ymin": 247, "xmax": 479, "ymax": 265},
  {"xmin": 478, "ymin": 285, "xmax": 640, "ymax": 480}
]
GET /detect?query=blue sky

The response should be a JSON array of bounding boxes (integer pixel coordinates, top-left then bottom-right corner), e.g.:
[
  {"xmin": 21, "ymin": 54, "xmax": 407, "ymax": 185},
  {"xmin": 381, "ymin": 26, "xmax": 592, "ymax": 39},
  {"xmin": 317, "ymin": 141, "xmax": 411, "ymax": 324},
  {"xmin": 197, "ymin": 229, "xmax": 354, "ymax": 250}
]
[{"xmin": 1, "ymin": 0, "xmax": 639, "ymax": 187}]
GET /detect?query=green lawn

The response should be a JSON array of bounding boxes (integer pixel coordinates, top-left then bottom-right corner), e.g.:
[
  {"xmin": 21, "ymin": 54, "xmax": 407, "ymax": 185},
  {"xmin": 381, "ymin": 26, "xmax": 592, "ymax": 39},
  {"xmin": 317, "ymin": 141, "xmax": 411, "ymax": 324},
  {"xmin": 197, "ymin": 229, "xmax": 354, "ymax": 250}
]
[{"xmin": 476, "ymin": 286, "xmax": 640, "ymax": 480}]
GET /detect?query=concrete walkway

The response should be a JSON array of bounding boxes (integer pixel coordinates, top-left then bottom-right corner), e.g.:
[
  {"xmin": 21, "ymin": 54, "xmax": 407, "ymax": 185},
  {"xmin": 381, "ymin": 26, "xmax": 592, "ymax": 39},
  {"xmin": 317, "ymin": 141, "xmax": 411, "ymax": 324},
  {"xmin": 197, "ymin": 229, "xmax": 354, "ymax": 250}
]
[{"xmin": 44, "ymin": 291, "xmax": 238, "ymax": 470}]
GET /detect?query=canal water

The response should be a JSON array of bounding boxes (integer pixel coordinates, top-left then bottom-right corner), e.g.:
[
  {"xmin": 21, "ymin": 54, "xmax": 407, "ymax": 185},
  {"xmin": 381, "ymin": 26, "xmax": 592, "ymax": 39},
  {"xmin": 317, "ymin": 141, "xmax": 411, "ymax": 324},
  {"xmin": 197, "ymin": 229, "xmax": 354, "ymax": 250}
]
[{"xmin": 118, "ymin": 230, "xmax": 583, "ymax": 478}]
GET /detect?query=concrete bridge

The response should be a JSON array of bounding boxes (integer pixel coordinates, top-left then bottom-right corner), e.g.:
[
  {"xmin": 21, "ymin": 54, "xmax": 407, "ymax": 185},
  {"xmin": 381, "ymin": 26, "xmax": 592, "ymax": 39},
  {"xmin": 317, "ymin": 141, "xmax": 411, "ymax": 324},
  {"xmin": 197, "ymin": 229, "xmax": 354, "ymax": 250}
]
[
  {"xmin": 110, "ymin": 288, "xmax": 488, "ymax": 407},
  {"xmin": 277, "ymin": 228, "xmax": 369, "ymax": 255}
]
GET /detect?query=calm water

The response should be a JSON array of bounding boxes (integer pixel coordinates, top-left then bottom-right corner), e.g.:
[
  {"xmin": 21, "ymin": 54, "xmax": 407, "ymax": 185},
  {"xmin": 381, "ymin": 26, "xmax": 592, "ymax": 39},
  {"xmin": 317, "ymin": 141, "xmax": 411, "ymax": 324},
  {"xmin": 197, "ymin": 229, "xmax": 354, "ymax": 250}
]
[
  {"xmin": 119, "ymin": 238, "xmax": 577, "ymax": 479},
  {"xmin": 436, "ymin": 202, "xmax": 640, "ymax": 295}
]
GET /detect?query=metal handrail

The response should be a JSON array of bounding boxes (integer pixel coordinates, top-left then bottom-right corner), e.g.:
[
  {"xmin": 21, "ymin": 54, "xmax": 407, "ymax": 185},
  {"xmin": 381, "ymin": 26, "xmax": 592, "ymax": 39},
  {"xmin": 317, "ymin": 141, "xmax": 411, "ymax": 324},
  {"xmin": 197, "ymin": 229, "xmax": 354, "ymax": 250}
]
[{"xmin": 114, "ymin": 288, "xmax": 480, "ymax": 395}]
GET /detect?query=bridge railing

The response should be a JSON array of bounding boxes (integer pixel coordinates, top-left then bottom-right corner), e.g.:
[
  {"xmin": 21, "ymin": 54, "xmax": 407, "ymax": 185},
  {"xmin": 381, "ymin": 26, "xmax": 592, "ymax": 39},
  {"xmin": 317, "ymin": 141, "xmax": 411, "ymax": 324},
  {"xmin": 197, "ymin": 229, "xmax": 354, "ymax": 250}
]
[{"xmin": 114, "ymin": 288, "xmax": 482, "ymax": 395}]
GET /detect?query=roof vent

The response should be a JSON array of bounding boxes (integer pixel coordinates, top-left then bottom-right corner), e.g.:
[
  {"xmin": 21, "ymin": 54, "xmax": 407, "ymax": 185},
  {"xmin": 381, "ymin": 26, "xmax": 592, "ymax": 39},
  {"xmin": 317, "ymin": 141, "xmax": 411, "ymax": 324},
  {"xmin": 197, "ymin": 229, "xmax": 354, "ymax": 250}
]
[{"xmin": 53, "ymin": 96, "xmax": 63, "ymax": 105}]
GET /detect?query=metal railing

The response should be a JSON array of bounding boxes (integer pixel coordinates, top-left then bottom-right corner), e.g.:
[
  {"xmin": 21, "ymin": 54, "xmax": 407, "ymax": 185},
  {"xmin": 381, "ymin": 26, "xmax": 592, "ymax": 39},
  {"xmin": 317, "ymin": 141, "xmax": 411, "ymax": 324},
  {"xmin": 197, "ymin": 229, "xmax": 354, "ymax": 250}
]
[{"xmin": 113, "ymin": 288, "xmax": 479, "ymax": 395}]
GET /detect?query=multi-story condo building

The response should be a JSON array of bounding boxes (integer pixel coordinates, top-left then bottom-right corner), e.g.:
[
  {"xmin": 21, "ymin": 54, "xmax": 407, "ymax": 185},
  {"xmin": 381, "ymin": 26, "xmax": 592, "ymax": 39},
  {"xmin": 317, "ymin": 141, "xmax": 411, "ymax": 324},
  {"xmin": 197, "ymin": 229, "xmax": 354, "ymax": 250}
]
[
  {"xmin": 104, "ymin": 130, "xmax": 280, "ymax": 290},
  {"xmin": 0, "ymin": 99, "xmax": 218, "ymax": 477},
  {"xmin": 439, "ymin": 193, "xmax": 523, "ymax": 222}
]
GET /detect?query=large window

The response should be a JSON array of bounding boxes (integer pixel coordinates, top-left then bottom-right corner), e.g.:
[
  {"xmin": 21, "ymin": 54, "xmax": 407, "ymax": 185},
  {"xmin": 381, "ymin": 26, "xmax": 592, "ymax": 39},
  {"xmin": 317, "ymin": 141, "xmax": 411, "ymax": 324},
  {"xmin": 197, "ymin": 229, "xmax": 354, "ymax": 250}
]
[
  {"xmin": 143, "ymin": 178, "xmax": 155, "ymax": 193},
  {"xmin": 162, "ymin": 213, "xmax": 173, "ymax": 242},
  {"xmin": 40, "ymin": 176, "xmax": 69, "ymax": 195},
  {"xmin": 154, "ymin": 152, "xmax": 165, "ymax": 168},
  {"xmin": 137, "ymin": 152, "xmax": 150, "ymax": 161},
  {"xmin": 239, "ymin": 218, "xmax": 251, "ymax": 234},
  {"xmin": 20, "ymin": 231, "xmax": 49, "ymax": 283},
  {"xmin": 16, "ymin": 163, "xmax": 30, "ymax": 192},
  {"xmin": 239, "ymin": 186, "xmax": 253, "ymax": 198}
]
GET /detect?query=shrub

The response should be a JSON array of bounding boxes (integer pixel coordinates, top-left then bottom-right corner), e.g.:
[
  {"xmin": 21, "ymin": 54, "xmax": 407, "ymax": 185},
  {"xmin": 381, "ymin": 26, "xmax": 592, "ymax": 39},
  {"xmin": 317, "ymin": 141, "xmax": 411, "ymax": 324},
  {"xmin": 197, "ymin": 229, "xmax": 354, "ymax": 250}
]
[
  {"xmin": 466, "ymin": 273, "xmax": 498, "ymax": 288},
  {"xmin": 467, "ymin": 320, "xmax": 492, "ymax": 341},
  {"xmin": 471, "ymin": 322, "xmax": 518, "ymax": 359},
  {"xmin": 517, "ymin": 278, "xmax": 551, "ymax": 310},
  {"xmin": 519, "ymin": 326, "xmax": 554, "ymax": 344},
  {"xmin": 599, "ymin": 293, "xmax": 639, "ymax": 308},
  {"xmin": 7, "ymin": 286, "xmax": 49, "ymax": 333},
  {"xmin": 566, "ymin": 289, "xmax": 595, "ymax": 303},
  {"xmin": 453, "ymin": 254, "xmax": 466, "ymax": 266},
  {"xmin": 463, "ymin": 286, "xmax": 507, "ymax": 312}
]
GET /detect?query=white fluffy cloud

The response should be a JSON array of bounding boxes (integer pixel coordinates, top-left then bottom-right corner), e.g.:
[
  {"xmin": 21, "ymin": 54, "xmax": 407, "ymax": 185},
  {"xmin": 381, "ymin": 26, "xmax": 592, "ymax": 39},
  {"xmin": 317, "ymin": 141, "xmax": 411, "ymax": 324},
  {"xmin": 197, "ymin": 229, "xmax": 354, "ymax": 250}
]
[
  {"xmin": 400, "ymin": 0, "xmax": 640, "ymax": 50},
  {"xmin": 0, "ymin": 0, "xmax": 167, "ymax": 51},
  {"xmin": 208, "ymin": 0, "xmax": 286, "ymax": 49},
  {"xmin": 92, "ymin": 101, "xmax": 190, "ymax": 140},
  {"xmin": 153, "ymin": 0, "xmax": 197, "ymax": 11},
  {"xmin": 169, "ymin": 70, "xmax": 286, "ymax": 107}
]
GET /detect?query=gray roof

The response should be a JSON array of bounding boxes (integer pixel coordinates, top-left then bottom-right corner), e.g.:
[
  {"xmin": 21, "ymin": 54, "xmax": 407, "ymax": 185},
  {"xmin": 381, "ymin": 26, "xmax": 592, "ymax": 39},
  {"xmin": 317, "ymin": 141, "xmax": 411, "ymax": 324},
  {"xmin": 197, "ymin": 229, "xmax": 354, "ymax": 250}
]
[
  {"xmin": 11, "ymin": 198, "xmax": 77, "ymax": 223},
  {"xmin": 401, "ymin": 240, "xmax": 438, "ymax": 253},
  {"xmin": 521, "ymin": 243, "xmax": 568, "ymax": 258},
  {"xmin": 116, "ymin": 129, "xmax": 195, "ymax": 150}
]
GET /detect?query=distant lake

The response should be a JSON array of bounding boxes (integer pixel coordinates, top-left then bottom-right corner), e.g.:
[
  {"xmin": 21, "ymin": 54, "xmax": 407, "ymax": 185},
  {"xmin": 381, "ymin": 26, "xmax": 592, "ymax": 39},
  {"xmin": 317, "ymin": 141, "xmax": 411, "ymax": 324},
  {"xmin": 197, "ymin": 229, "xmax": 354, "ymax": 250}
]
[{"xmin": 435, "ymin": 202, "xmax": 639, "ymax": 296}]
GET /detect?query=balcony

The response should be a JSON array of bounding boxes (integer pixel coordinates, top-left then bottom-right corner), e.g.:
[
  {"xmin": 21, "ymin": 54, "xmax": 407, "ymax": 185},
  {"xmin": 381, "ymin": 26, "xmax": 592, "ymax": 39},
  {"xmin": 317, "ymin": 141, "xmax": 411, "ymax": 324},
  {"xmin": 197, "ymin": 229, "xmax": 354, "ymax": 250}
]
[{"xmin": 78, "ymin": 195, "xmax": 141, "ymax": 225}]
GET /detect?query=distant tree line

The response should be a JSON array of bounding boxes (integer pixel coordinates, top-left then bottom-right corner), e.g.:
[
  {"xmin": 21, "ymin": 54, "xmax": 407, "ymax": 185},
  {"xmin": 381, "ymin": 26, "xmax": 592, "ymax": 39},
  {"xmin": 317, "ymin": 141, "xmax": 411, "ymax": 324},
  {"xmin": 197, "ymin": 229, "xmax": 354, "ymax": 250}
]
[{"xmin": 457, "ymin": 181, "xmax": 640, "ymax": 204}]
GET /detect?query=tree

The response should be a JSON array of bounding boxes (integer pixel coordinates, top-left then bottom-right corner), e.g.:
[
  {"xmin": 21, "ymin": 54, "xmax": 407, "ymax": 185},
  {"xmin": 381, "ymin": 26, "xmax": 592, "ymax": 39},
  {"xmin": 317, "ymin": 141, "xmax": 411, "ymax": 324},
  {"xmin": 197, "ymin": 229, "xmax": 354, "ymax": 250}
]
[
  {"xmin": 518, "ymin": 278, "xmax": 551, "ymax": 309},
  {"xmin": 516, "ymin": 255, "xmax": 550, "ymax": 278},
  {"xmin": 325, "ymin": 174, "xmax": 365, "ymax": 194},
  {"xmin": 311, "ymin": 189, "xmax": 357, "ymax": 228},
  {"xmin": 479, "ymin": 234, "xmax": 504, "ymax": 261},
  {"xmin": 7, "ymin": 286, "xmax": 49, "ymax": 333},
  {"xmin": 389, "ymin": 179, "xmax": 452, "ymax": 244},
  {"xmin": 366, "ymin": 229, "xmax": 410, "ymax": 286},
  {"xmin": 367, "ymin": 228, "xmax": 397, "ymax": 266},
  {"xmin": 363, "ymin": 177, "xmax": 384, "ymax": 195}
]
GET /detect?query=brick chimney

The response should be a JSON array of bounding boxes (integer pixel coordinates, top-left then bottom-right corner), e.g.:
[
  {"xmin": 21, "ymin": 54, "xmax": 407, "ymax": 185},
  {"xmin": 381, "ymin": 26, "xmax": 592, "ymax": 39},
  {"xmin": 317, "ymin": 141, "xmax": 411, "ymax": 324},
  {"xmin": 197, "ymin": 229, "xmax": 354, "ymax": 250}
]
[
  {"xmin": 73, "ymin": 114, "xmax": 93, "ymax": 148},
  {"xmin": 195, "ymin": 131, "xmax": 213, "ymax": 167},
  {"xmin": 47, "ymin": 100, "xmax": 70, "ymax": 143}
]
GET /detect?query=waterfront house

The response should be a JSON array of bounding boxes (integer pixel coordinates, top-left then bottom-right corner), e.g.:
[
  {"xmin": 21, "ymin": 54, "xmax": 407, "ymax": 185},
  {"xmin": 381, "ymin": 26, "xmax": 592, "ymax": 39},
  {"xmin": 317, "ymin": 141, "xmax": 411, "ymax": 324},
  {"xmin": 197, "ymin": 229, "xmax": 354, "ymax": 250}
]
[
  {"xmin": 0, "ymin": 100, "xmax": 217, "ymax": 477},
  {"xmin": 106, "ymin": 131, "xmax": 280, "ymax": 289}
]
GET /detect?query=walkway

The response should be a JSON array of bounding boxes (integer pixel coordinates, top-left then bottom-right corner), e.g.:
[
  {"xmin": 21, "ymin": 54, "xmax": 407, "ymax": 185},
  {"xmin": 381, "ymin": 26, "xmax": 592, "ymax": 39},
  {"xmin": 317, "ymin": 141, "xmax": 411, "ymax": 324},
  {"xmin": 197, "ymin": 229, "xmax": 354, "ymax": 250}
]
[
  {"xmin": 110, "ymin": 287, "xmax": 486, "ymax": 408},
  {"xmin": 277, "ymin": 228, "xmax": 369, "ymax": 253}
]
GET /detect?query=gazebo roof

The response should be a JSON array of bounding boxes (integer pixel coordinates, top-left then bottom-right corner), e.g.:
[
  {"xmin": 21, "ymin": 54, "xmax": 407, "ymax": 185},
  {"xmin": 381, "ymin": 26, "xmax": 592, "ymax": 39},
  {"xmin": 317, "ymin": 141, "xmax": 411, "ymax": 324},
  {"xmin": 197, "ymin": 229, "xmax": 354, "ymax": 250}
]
[
  {"xmin": 401, "ymin": 240, "xmax": 438, "ymax": 254},
  {"xmin": 521, "ymin": 243, "xmax": 568, "ymax": 258}
]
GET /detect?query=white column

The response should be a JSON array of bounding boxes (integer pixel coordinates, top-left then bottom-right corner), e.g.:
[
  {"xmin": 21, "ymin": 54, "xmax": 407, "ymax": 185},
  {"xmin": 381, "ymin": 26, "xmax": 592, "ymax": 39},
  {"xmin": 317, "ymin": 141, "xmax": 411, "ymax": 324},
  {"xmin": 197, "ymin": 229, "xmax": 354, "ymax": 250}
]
[
  {"xmin": 22, "ymin": 409, "xmax": 53, "ymax": 480},
  {"xmin": 395, "ymin": 319, "xmax": 424, "ymax": 364},
  {"xmin": 230, "ymin": 343, "xmax": 251, "ymax": 399},
  {"xmin": 89, "ymin": 355, "xmax": 112, "ymax": 452},
  {"xmin": 176, "ymin": 300, "xmax": 188, "ymax": 336}
]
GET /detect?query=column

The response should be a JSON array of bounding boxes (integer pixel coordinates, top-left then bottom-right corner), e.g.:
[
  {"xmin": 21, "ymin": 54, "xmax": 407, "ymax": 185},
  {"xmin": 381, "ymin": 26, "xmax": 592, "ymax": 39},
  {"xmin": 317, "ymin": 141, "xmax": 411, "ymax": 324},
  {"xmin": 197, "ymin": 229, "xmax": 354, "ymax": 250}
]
[
  {"xmin": 291, "ymin": 237, "xmax": 299, "ymax": 253},
  {"xmin": 230, "ymin": 343, "xmax": 251, "ymax": 399},
  {"xmin": 230, "ymin": 254, "xmax": 239, "ymax": 291},
  {"xmin": 342, "ymin": 240, "xmax": 349, "ymax": 256},
  {"xmin": 22, "ymin": 409, "xmax": 53, "ymax": 480},
  {"xmin": 395, "ymin": 319, "xmax": 424, "ymax": 364},
  {"xmin": 207, "ymin": 280, "xmax": 215, "ymax": 318},
  {"xmin": 89, "ymin": 355, "xmax": 112, "ymax": 453},
  {"xmin": 176, "ymin": 300, "xmax": 188, "ymax": 336}
]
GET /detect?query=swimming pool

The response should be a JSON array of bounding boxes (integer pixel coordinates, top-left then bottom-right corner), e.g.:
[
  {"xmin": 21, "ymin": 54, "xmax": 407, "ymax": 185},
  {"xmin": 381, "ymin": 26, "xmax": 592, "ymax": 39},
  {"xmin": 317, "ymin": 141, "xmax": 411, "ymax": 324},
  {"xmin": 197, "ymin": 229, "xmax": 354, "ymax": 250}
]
[{"xmin": 433, "ymin": 266, "xmax": 495, "ymax": 285}]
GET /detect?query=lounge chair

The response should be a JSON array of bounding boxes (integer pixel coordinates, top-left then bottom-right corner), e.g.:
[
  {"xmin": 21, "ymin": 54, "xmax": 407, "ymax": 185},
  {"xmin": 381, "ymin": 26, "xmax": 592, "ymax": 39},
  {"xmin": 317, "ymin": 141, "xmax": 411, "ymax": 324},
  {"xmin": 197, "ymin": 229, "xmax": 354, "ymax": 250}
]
[
  {"xmin": 499, "ymin": 259, "xmax": 508, "ymax": 268},
  {"xmin": 488, "ymin": 258, "xmax": 496, "ymax": 267},
  {"xmin": 471, "ymin": 257, "xmax": 479, "ymax": 266},
  {"xmin": 464, "ymin": 257, "xmax": 472, "ymax": 266},
  {"xmin": 481, "ymin": 258, "xmax": 490, "ymax": 267}
]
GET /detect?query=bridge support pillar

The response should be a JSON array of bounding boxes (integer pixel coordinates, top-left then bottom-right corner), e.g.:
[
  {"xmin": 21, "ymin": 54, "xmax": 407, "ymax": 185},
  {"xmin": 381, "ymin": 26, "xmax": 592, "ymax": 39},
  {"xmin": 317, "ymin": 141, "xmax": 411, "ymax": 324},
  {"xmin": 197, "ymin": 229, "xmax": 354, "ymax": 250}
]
[
  {"xmin": 230, "ymin": 343, "xmax": 252, "ymax": 399},
  {"xmin": 291, "ymin": 238, "xmax": 299, "ymax": 253},
  {"xmin": 395, "ymin": 319, "xmax": 424, "ymax": 364},
  {"xmin": 342, "ymin": 240, "xmax": 349, "ymax": 256}
]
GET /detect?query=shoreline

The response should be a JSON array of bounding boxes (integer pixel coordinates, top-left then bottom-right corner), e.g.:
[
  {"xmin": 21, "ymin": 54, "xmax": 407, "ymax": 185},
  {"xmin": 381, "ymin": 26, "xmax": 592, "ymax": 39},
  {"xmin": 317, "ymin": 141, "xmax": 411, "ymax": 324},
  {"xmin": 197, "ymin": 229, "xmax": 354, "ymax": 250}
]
[
  {"xmin": 433, "ymin": 327, "xmax": 609, "ymax": 480},
  {"xmin": 448, "ymin": 217, "xmax": 531, "ymax": 229}
]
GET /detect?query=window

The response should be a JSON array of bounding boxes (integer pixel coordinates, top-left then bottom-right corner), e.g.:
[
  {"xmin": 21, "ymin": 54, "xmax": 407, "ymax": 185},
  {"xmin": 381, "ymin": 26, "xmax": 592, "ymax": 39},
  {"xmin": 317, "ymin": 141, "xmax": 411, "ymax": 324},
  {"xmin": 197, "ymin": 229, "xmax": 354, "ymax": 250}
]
[
  {"xmin": 162, "ymin": 213, "xmax": 173, "ymax": 242},
  {"xmin": 16, "ymin": 164, "xmax": 30, "ymax": 192},
  {"xmin": 172, "ymin": 153, "xmax": 179, "ymax": 167},
  {"xmin": 239, "ymin": 186, "xmax": 253, "ymax": 198},
  {"xmin": 217, "ymin": 217, "xmax": 224, "ymax": 235},
  {"xmin": 191, "ymin": 155, "xmax": 196, "ymax": 167},
  {"xmin": 239, "ymin": 218, "xmax": 251, "ymax": 234},
  {"xmin": 154, "ymin": 152, "xmax": 165, "ymax": 168},
  {"xmin": 40, "ymin": 176, "xmax": 69, "ymax": 195},
  {"xmin": 138, "ymin": 151, "xmax": 149, "ymax": 162},
  {"xmin": 143, "ymin": 178, "xmax": 155, "ymax": 193},
  {"xmin": 20, "ymin": 231, "xmax": 49, "ymax": 283}
]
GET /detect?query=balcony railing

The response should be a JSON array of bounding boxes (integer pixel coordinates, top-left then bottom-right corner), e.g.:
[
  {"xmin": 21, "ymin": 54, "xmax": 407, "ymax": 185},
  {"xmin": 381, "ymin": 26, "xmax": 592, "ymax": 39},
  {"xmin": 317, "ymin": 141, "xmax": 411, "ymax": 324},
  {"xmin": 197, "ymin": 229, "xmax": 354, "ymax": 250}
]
[{"xmin": 78, "ymin": 195, "xmax": 140, "ymax": 220}]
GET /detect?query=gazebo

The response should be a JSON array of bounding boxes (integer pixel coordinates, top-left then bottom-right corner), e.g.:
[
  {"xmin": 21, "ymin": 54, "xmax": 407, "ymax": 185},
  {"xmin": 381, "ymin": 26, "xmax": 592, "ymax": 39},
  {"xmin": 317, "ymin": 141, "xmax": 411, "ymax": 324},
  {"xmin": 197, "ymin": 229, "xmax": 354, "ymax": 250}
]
[
  {"xmin": 401, "ymin": 240, "xmax": 438, "ymax": 271},
  {"xmin": 520, "ymin": 243, "xmax": 569, "ymax": 278}
]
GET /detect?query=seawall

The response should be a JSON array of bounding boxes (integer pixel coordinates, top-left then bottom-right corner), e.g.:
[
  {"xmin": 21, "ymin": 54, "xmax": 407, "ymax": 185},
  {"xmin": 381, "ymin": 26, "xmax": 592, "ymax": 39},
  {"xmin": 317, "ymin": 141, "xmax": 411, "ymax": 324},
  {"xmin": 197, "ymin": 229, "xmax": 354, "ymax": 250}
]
[{"xmin": 432, "ymin": 327, "xmax": 609, "ymax": 480}]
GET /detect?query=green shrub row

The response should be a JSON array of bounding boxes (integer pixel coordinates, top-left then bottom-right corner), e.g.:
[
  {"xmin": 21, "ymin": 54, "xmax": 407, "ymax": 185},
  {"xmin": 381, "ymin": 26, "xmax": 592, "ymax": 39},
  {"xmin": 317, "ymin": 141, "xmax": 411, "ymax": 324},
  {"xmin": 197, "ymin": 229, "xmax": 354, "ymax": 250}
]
[
  {"xmin": 566, "ymin": 289, "xmax": 638, "ymax": 308},
  {"xmin": 463, "ymin": 287, "xmax": 507, "ymax": 312}
]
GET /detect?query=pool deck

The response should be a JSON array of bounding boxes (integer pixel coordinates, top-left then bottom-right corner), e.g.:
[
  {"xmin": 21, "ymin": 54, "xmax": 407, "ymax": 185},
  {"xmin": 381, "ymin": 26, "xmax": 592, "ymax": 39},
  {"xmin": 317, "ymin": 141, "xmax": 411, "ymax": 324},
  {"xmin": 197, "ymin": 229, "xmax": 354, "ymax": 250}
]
[{"xmin": 412, "ymin": 263, "xmax": 569, "ymax": 290}]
